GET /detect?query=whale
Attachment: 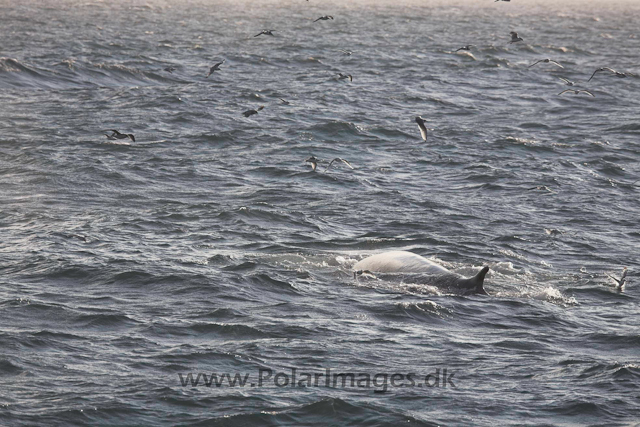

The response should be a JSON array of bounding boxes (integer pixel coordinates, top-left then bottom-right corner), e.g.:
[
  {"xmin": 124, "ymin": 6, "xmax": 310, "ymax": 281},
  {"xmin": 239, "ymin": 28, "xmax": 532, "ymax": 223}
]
[{"xmin": 353, "ymin": 251, "xmax": 490, "ymax": 295}]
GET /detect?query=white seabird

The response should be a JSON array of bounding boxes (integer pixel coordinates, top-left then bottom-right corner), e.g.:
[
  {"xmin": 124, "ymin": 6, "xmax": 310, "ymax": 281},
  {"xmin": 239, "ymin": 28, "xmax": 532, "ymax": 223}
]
[
  {"xmin": 587, "ymin": 67, "xmax": 627, "ymax": 82},
  {"xmin": 326, "ymin": 158, "xmax": 354, "ymax": 171},
  {"xmin": 305, "ymin": 156, "xmax": 319, "ymax": 171},
  {"xmin": 558, "ymin": 89, "xmax": 595, "ymax": 97},
  {"xmin": 254, "ymin": 30, "xmax": 275, "ymax": 37},
  {"xmin": 529, "ymin": 59, "xmax": 564, "ymax": 68},
  {"xmin": 607, "ymin": 267, "xmax": 628, "ymax": 290}
]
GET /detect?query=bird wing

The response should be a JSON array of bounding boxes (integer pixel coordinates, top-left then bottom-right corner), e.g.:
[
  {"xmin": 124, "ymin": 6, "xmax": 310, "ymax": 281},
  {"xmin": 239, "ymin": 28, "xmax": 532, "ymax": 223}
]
[
  {"xmin": 621, "ymin": 268, "xmax": 628, "ymax": 280},
  {"xmin": 528, "ymin": 60, "xmax": 542, "ymax": 68},
  {"xmin": 419, "ymin": 127, "xmax": 427, "ymax": 141},
  {"xmin": 587, "ymin": 69, "xmax": 600, "ymax": 82},
  {"xmin": 128, "ymin": 134, "xmax": 135, "ymax": 142},
  {"xmin": 550, "ymin": 60, "xmax": 564, "ymax": 68},
  {"xmin": 558, "ymin": 89, "xmax": 573, "ymax": 96},
  {"xmin": 417, "ymin": 122, "xmax": 427, "ymax": 141},
  {"xmin": 606, "ymin": 273, "xmax": 621, "ymax": 286},
  {"xmin": 327, "ymin": 158, "xmax": 353, "ymax": 170},
  {"xmin": 254, "ymin": 32, "xmax": 263, "ymax": 37},
  {"xmin": 340, "ymin": 158, "xmax": 354, "ymax": 169},
  {"xmin": 558, "ymin": 77, "xmax": 570, "ymax": 83},
  {"xmin": 580, "ymin": 90, "xmax": 595, "ymax": 97},
  {"xmin": 348, "ymin": 75, "xmax": 352, "ymax": 81},
  {"xmin": 314, "ymin": 17, "xmax": 321, "ymax": 21}
]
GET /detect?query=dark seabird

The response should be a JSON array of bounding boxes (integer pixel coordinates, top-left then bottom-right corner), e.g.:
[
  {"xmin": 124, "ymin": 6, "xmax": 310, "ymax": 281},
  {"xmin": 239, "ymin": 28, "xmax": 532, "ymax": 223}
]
[
  {"xmin": 279, "ymin": 98, "xmax": 290, "ymax": 105},
  {"xmin": 104, "ymin": 133, "xmax": 118, "ymax": 140},
  {"xmin": 508, "ymin": 32, "xmax": 523, "ymax": 44},
  {"xmin": 455, "ymin": 45, "xmax": 473, "ymax": 52},
  {"xmin": 242, "ymin": 106, "xmax": 265, "ymax": 117},
  {"xmin": 607, "ymin": 267, "xmax": 628, "ymax": 290},
  {"xmin": 559, "ymin": 89, "xmax": 595, "ymax": 97},
  {"xmin": 326, "ymin": 158, "xmax": 354, "ymax": 171},
  {"xmin": 495, "ymin": 0, "xmax": 511, "ymax": 2},
  {"xmin": 164, "ymin": 66, "xmax": 176, "ymax": 73},
  {"xmin": 415, "ymin": 116, "xmax": 428, "ymax": 141},
  {"xmin": 314, "ymin": 16, "xmax": 334, "ymax": 22},
  {"xmin": 338, "ymin": 73, "xmax": 352, "ymax": 82},
  {"xmin": 558, "ymin": 77, "xmax": 576, "ymax": 86},
  {"xmin": 109, "ymin": 130, "xmax": 135, "ymax": 142},
  {"xmin": 206, "ymin": 60, "xmax": 225, "ymax": 78},
  {"xmin": 529, "ymin": 59, "xmax": 564, "ymax": 68},
  {"xmin": 254, "ymin": 30, "xmax": 275, "ymax": 37},
  {"xmin": 587, "ymin": 67, "xmax": 627, "ymax": 82},
  {"xmin": 305, "ymin": 156, "xmax": 319, "ymax": 171}
]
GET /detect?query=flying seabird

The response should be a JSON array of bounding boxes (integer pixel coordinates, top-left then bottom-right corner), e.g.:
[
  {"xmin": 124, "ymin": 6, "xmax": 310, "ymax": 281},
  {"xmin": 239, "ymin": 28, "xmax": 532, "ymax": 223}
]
[
  {"xmin": 455, "ymin": 45, "xmax": 473, "ymax": 52},
  {"xmin": 338, "ymin": 73, "xmax": 352, "ymax": 81},
  {"xmin": 558, "ymin": 77, "xmax": 576, "ymax": 86},
  {"xmin": 508, "ymin": 32, "xmax": 523, "ymax": 44},
  {"xmin": 587, "ymin": 67, "xmax": 627, "ymax": 82},
  {"xmin": 529, "ymin": 59, "xmax": 564, "ymax": 68},
  {"xmin": 109, "ymin": 130, "xmax": 135, "ymax": 142},
  {"xmin": 326, "ymin": 158, "xmax": 354, "ymax": 171},
  {"xmin": 206, "ymin": 60, "xmax": 225, "ymax": 77},
  {"xmin": 338, "ymin": 49, "xmax": 353, "ymax": 55},
  {"xmin": 607, "ymin": 267, "xmax": 628, "ymax": 290},
  {"xmin": 279, "ymin": 98, "xmax": 290, "ymax": 105},
  {"xmin": 415, "ymin": 116, "xmax": 428, "ymax": 141},
  {"xmin": 164, "ymin": 67, "xmax": 176, "ymax": 73},
  {"xmin": 305, "ymin": 156, "xmax": 319, "ymax": 171},
  {"xmin": 254, "ymin": 29, "xmax": 275, "ymax": 37},
  {"xmin": 314, "ymin": 15, "xmax": 334, "ymax": 22},
  {"xmin": 242, "ymin": 106, "xmax": 265, "ymax": 117},
  {"xmin": 559, "ymin": 89, "xmax": 595, "ymax": 97}
]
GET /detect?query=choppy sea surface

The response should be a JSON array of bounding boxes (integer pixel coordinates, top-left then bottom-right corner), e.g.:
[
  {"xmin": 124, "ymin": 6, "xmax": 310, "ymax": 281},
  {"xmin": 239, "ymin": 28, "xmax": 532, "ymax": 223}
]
[{"xmin": 1, "ymin": 0, "xmax": 639, "ymax": 425}]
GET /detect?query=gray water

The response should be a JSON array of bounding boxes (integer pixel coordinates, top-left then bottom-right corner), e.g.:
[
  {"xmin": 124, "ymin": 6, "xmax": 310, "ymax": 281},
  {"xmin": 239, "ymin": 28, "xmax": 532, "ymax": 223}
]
[{"xmin": 1, "ymin": 0, "xmax": 639, "ymax": 425}]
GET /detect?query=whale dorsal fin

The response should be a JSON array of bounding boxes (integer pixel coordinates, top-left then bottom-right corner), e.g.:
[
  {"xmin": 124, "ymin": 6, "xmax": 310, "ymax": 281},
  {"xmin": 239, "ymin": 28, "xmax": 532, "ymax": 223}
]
[{"xmin": 470, "ymin": 266, "xmax": 490, "ymax": 295}]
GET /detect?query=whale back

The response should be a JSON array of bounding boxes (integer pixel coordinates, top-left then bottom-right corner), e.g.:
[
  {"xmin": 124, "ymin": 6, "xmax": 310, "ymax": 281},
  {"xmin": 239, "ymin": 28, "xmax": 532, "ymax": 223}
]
[
  {"xmin": 353, "ymin": 251, "xmax": 490, "ymax": 295},
  {"xmin": 353, "ymin": 251, "xmax": 450, "ymax": 275}
]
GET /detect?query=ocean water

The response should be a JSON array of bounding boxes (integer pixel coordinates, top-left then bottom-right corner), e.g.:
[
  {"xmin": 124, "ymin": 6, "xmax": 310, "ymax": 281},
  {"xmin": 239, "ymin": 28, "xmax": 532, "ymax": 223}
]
[{"xmin": 1, "ymin": 0, "xmax": 639, "ymax": 425}]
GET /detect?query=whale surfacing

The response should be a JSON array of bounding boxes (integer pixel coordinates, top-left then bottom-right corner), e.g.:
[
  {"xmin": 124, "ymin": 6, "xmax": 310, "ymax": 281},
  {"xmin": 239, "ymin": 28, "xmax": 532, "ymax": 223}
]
[{"xmin": 353, "ymin": 251, "xmax": 490, "ymax": 295}]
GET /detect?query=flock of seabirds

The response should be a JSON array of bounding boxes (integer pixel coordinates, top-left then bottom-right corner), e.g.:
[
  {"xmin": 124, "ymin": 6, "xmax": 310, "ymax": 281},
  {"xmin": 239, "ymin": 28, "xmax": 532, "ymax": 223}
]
[{"xmin": 101, "ymin": 3, "xmax": 631, "ymax": 292}]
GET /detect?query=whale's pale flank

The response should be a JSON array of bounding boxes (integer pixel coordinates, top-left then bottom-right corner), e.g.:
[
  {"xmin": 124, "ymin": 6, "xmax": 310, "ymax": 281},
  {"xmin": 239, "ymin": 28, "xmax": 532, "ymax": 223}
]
[{"xmin": 353, "ymin": 251, "xmax": 490, "ymax": 295}]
